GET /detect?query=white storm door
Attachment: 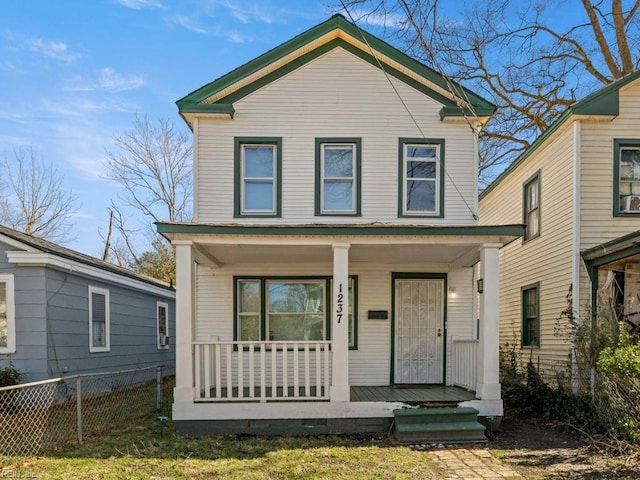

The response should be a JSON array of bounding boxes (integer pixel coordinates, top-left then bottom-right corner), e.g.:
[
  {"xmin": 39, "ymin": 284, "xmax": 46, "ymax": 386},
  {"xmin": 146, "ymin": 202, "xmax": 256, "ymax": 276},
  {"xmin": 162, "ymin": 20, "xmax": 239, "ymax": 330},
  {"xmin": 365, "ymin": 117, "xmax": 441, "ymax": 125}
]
[{"xmin": 394, "ymin": 279, "xmax": 444, "ymax": 384}]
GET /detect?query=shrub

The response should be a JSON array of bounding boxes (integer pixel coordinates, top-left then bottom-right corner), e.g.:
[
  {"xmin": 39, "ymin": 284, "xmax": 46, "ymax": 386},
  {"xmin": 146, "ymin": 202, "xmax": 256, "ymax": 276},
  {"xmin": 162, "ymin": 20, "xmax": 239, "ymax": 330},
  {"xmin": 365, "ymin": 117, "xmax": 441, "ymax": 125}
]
[{"xmin": 0, "ymin": 362, "xmax": 22, "ymax": 387}]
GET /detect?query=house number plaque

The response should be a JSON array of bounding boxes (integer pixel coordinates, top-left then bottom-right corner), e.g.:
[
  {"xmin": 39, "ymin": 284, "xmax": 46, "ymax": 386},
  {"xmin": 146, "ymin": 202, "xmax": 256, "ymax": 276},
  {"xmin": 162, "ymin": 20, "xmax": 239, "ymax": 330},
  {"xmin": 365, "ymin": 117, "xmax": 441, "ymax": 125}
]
[{"xmin": 336, "ymin": 283, "xmax": 344, "ymax": 323}]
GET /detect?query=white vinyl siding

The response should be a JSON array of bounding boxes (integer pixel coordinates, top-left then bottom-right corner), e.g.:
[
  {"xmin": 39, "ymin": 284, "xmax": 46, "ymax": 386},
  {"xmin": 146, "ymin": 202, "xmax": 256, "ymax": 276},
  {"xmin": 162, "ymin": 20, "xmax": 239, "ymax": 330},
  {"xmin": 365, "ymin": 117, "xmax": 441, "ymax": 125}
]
[
  {"xmin": 196, "ymin": 261, "xmax": 473, "ymax": 387},
  {"xmin": 88, "ymin": 286, "xmax": 110, "ymax": 353},
  {"xmin": 0, "ymin": 274, "xmax": 15, "ymax": 354},
  {"xmin": 479, "ymin": 123, "xmax": 575, "ymax": 379},
  {"xmin": 580, "ymin": 81, "xmax": 640, "ymax": 249},
  {"xmin": 195, "ymin": 48, "xmax": 477, "ymax": 225}
]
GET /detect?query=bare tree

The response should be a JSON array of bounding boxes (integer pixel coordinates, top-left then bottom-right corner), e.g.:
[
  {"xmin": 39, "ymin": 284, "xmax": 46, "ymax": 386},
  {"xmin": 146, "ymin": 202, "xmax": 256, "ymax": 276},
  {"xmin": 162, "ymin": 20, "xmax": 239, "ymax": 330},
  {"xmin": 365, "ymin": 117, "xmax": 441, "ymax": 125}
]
[
  {"xmin": 1, "ymin": 147, "xmax": 78, "ymax": 243},
  {"xmin": 103, "ymin": 115, "xmax": 192, "ymax": 281},
  {"xmin": 105, "ymin": 114, "xmax": 192, "ymax": 223},
  {"xmin": 338, "ymin": 0, "xmax": 640, "ymax": 185}
]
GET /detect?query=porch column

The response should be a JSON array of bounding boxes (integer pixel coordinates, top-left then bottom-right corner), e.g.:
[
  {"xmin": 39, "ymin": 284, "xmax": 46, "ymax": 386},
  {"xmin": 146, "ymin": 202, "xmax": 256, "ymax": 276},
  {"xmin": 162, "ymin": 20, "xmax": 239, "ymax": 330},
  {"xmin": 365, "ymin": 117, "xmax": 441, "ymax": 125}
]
[
  {"xmin": 331, "ymin": 243, "xmax": 350, "ymax": 402},
  {"xmin": 477, "ymin": 244, "xmax": 501, "ymax": 400},
  {"xmin": 173, "ymin": 240, "xmax": 195, "ymax": 403}
]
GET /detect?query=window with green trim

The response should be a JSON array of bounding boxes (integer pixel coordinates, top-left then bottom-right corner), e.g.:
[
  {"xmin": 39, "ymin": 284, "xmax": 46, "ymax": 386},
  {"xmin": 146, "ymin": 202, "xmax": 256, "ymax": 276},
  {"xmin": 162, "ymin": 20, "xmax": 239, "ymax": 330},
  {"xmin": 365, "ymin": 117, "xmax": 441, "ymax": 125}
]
[
  {"xmin": 315, "ymin": 139, "xmax": 361, "ymax": 215},
  {"xmin": 614, "ymin": 140, "xmax": 640, "ymax": 215},
  {"xmin": 235, "ymin": 277, "xmax": 357, "ymax": 348},
  {"xmin": 399, "ymin": 139, "xmax": 444, "ymax": 217},
  {"xmin": 523, "ymin": 171, "xmax": 540, "ymax": 241},
  {"xmin": 522, "ymin": 284, "xmax": 539, "ymax": 347},
  {"xmin": 234, "ymin": 138, "xmax": 281, "ymax": 217}
]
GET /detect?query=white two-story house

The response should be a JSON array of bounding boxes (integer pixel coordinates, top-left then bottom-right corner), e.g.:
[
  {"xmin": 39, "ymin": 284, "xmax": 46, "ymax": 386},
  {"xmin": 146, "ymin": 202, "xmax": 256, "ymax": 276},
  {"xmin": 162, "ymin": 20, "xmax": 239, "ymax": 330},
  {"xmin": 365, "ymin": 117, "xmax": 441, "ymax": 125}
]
[{"xmin": 158, "ymin": 14, "xmax": 522, "ymax": 435}]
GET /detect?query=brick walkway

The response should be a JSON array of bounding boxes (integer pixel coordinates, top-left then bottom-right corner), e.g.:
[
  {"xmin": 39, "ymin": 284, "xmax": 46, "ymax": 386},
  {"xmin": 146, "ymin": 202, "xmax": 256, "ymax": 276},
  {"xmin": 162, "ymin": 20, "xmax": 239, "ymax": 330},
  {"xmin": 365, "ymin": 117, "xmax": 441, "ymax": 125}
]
[{"xmin": 424, "ymin": 446, "xmax": 524, "ymax": 479}]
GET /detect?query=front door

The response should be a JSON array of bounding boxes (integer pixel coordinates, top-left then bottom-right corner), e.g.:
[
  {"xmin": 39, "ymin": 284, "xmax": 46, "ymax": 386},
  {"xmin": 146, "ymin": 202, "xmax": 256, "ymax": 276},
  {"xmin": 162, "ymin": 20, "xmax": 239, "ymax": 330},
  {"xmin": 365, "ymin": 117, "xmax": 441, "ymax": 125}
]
[{"xmin": 394, "ymin": 278, "xmax": 444, "ymax": 384}]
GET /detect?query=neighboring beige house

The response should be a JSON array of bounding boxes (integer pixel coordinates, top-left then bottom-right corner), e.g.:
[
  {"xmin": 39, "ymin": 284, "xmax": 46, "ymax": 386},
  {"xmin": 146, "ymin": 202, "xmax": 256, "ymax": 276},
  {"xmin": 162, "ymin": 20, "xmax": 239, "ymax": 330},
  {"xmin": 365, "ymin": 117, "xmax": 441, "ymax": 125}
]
[
  {"xmin": 479, "ymin": 70, "xmax": 640, "ymax": 382},
  {"xmin": 158, "ymin": 14, "xmax": 522, "ymax": 436}
]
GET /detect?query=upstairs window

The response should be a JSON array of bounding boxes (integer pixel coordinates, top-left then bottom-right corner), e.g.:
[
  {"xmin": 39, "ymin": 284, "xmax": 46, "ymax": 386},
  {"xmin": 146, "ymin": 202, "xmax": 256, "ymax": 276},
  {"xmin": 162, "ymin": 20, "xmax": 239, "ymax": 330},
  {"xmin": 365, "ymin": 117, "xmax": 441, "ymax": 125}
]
[
  {"xmin": 234, "ymin": 137, "xmax": 282, "ymax": 217},
  {"xmin": 315, "ymin": 138, "xmax": 361, "ymax": 216},
  {"xmin": 89, "ymin": 286, "xmax": 110, "ymax": 353},
  {"xmin": 614, "ymin": 140, "xmax": 640, "ymax": 215},
  {"xmin": 522, "ymin": 283, "xmax": 540, "ymax": 347},
  {"xmin": 523, "ymin": 171, "xmax": 541, "ymax": 241},
  {"xmin": 399, "ymin": 139, "xmax": 444, "ymax": 217},
  {"xmin": 0, "ymin": 274, "xmax": 15, "ymax": 354}
]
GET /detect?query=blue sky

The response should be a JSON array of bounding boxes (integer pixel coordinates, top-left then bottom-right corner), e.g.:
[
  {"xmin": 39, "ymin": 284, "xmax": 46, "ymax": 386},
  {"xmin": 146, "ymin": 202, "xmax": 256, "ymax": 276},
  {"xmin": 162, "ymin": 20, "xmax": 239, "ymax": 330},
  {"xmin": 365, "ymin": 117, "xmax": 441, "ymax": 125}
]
[
  {"xmin": 0, "ymin": 1, "xmax": 584, "ymax": 257},
  {"xmin": 0, "ymin": 0, "xmax": 340, "ymax": 256}
]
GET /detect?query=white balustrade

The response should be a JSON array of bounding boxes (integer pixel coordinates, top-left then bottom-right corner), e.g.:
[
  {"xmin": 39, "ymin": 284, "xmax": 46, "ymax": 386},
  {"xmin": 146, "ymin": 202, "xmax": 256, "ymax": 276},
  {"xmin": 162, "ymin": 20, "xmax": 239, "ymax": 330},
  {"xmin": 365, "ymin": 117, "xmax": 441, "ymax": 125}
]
[
  {"xmin": 193, "ymin": 341, "xmax": 332, "ymax": 402},
  {"xmin": 452, "ymin": 339, "xmax": 478, "ymax": 391}
]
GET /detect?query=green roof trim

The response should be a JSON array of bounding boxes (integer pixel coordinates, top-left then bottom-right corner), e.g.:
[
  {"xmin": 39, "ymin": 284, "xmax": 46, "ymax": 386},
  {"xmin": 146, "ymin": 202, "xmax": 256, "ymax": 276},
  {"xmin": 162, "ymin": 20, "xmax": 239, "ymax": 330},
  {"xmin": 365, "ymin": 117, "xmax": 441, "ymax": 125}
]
[
  {"xmin": 176, "ymin": 14, "xmax": 495, "ymax": 115},
  {"xmin": 178, "ymin": 103, "xmax": 235, "ymax": 117},
  {"xmin": 439, "ymin": 106, "xmax": 495, "ymax": 120},
  {"xmin": 480, "ymin": 69, "xmax": 640, "ymax": 200},
  {"xmin": 156, "ymin": 222, "xmax": 524, "ymax": 238},
  {"xmin": 582, "ymin": 229, "xmax": 640, "ymax": 263}
]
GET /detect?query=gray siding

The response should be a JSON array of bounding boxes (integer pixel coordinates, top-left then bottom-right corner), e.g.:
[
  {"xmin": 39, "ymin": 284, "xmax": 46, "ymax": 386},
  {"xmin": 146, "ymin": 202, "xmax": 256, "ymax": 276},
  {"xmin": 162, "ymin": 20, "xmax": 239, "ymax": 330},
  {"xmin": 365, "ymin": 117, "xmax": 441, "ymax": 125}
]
[
  {"xmin": 0, "ymin": 242, "xmax": 48, "ymax": 382},
  {"xmin": 45, "ymin": 269, "xmax": 175, "ymax": 377},
  {"xmin": 0, "ymin": 238, "xmax": 175, "ymax": 383}
]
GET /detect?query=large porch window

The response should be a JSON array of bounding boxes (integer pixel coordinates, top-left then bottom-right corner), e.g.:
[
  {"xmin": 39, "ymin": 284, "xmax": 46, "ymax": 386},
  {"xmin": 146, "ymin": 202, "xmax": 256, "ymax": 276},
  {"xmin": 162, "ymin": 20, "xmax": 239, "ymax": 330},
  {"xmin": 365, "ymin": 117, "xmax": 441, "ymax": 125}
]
[{"xmin": 235, "ymin": 276, "xmax": 357, "ymax": 348}]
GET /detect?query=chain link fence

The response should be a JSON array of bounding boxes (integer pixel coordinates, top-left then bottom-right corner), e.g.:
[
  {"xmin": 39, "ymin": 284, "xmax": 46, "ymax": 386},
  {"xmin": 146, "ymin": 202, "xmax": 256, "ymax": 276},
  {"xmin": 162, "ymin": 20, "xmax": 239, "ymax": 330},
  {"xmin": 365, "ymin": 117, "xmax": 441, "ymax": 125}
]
[{"xmin": 0, "ymin": 365, "xmax": 174, "ymax": 457}]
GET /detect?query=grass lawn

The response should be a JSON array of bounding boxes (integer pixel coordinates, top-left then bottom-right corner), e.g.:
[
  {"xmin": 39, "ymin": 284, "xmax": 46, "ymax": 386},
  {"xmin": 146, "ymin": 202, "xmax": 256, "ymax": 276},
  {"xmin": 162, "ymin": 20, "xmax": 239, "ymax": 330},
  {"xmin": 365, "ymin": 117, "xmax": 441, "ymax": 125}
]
[
  {"xmin": 0, "ymin": 410, "xmax": 444, "ymax": 479},
  {"xmin": 0, "ymin": 378, "xmax": 441, "ymax": 480}
]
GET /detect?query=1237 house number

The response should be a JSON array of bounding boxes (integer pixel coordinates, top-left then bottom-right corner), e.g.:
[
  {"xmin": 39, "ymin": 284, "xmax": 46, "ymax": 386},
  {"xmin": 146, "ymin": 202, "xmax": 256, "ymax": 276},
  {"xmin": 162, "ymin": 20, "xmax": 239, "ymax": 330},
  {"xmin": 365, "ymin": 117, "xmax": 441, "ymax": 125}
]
[{"xmin": 336, "ymin": 283, "xmax": 344, "ymax": 323}]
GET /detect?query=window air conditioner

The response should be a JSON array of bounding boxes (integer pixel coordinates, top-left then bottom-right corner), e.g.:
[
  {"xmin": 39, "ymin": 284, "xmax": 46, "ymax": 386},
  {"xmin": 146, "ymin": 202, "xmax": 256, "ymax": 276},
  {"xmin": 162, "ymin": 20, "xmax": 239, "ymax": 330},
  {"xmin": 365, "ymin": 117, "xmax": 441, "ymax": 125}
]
[
  {"xmin": 159, "ymin": 334, "xmax": 170, "ymax": 346},
  {"xmin": 622, "ymin": 195, "xmax": 640, "ymax": 213}
]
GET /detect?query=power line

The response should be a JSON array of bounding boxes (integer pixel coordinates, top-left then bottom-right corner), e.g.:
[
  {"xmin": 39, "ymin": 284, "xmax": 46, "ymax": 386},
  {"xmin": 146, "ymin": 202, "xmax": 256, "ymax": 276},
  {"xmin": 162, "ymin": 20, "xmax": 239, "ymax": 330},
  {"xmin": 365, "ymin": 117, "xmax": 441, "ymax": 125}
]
[{"xmin": 338, "ymin": 0, "xmax": 481, "ymax": 220}]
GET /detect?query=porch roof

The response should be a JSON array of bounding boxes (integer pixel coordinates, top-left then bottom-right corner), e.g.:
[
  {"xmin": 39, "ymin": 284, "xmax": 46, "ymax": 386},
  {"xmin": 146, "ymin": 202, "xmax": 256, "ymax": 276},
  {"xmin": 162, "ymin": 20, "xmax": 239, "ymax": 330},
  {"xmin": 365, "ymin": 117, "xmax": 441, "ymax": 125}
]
[
  {"xmin": 158, "ymin": 222, "xmax": 523, "ymax": 268},
  {"xmin": 157, "ymin": 222, "xmax": 523, "ymax": 239},
  {"xmin": 582, "ymin": 229, "xmax": 640, "ymax": 269}
]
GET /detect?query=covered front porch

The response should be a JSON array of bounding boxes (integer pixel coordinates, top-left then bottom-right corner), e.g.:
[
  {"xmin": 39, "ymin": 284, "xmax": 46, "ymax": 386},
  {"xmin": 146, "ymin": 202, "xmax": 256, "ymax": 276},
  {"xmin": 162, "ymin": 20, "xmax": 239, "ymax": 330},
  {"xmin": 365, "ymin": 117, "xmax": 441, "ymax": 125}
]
[{"xmin": 159, "ymin": 223, "xmax": 522, "ymax": 432}]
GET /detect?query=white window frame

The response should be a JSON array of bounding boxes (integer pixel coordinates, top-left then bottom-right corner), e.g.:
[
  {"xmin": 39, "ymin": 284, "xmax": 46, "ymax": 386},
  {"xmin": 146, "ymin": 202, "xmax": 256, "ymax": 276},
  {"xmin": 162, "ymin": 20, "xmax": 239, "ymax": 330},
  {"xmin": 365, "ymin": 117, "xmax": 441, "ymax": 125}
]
[
  {"xmin": 88, "ymin": 285, "xmax": 110, "ymax": 353},
  {"xmin": 157, "ymin": 301, "xmax": 169, "ymax": 350},
  {"xmin": 320, "ymin": 143, "xmax": 357, "ymax": 214},
  {"xmin": 241, "ymin": 144, "xmax": 277, "ymax": 214},
  {"xmin": 0, "ymin": 274, "xmax": 16, "ymax": 354},
  {"xmin": 402, "ymin": 143, "xmax": 441, "ymax": 215}
]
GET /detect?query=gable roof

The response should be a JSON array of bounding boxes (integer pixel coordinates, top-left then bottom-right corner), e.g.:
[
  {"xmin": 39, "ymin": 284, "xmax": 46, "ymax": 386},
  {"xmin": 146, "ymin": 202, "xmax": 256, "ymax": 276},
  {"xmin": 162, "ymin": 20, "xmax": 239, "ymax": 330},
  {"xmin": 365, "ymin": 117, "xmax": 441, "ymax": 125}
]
[
  {"xmin": 480, "ymin": 69, "xmax": 640, "ymax": 199},
  {"xmin": 0, "ymin": 224, "xmax": 174, "ymax": 294},
  {"xmin": 177, "ymin": 14, "xmax": 495, "ymax": 125}
]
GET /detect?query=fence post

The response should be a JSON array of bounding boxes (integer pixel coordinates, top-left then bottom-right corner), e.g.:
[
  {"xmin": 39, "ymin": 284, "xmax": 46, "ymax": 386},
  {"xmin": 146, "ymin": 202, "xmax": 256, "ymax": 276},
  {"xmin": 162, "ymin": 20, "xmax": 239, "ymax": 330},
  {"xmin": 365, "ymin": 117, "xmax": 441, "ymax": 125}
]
[
  {"xmin": 76, "ymin": 376, "xmax": 83, "ymax": 444},
  {"xmin": 156, "ymin": 365, "xmax": 162, "ymax": 411}
]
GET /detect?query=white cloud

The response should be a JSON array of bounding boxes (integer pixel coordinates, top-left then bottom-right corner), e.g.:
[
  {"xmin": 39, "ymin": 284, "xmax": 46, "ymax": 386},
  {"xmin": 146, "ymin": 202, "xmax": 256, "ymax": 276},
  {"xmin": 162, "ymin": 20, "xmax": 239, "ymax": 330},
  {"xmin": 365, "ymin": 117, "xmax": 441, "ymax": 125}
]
[
  {"xmin": 65, "ymin": 68, "xmax": 145, "ymax": 92},
  {"xmin": 227, "ymin": 30, "xmax": 247, "ymax": 43},
  {"xmin": 222, "ymin": 1, "xmax": 275, "ymax": 24},
  {"xmin": 0, "ymin": 61, "xmax": 24, "ymax": 74},
  {"xmin": 98, "ymin": 68, "xmax": 145, "ymax": 91},
  {"xmin": 340, "ymin": 9, "xmax": 403, "ymax": 28},
  {"xmin": 27, "ymin": 38, "xmax": 79, "ymax": 63},
  {"xmin": 113, "ymin": 0, "xmax": 165, "ymax": 10},
  {"xmin": 174, "ymin": 15, "xmax": 208, "ymax": 34}
]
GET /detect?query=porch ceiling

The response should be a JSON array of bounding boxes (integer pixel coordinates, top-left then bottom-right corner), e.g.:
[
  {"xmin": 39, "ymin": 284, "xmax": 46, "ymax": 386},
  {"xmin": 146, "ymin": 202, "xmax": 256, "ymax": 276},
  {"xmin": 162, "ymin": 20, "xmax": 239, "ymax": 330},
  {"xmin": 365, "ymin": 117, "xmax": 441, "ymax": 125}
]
[{"xmin": 194, "ymin": 242, "xmax": 482, "ymax": 267}]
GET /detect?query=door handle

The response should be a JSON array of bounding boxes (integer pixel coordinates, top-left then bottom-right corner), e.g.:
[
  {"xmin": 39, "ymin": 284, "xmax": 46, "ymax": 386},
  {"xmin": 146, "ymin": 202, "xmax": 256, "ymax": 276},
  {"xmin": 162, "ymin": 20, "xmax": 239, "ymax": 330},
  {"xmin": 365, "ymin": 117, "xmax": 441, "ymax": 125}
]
[{"xmin": 437, "ymin": 328, "xmax": 442, "ymax": 337}]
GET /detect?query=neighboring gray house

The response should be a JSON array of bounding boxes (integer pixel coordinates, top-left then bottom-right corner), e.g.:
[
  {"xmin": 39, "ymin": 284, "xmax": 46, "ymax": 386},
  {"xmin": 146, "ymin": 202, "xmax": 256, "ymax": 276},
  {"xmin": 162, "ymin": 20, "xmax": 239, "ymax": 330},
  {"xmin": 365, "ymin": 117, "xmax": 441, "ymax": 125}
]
[{"xmin": 0, "ymin": 225, "xmax": 175, "ymax": 382}]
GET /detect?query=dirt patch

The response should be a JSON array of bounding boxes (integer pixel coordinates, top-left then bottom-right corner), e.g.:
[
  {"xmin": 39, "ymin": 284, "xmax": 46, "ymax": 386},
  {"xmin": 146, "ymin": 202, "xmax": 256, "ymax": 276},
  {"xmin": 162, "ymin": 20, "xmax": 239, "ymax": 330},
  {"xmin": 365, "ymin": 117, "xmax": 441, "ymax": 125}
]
[{"xmin": 490, "ymin": 408, "xmax": 639, "ymax": 479}]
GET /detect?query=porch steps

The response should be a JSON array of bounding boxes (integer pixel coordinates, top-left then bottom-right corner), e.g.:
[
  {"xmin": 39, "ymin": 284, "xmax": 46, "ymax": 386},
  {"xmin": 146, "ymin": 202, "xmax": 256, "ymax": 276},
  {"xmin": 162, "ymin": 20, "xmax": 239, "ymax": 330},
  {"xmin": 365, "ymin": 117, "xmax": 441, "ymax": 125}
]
[{"xmin": 393, "ymin": 407, "xmax": 487, "ymax": 444}]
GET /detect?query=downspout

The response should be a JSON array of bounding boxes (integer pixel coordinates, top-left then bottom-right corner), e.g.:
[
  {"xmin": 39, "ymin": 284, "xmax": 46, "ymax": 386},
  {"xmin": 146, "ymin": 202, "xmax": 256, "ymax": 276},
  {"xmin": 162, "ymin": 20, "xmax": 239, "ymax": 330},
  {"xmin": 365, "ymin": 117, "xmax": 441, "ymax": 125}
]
[{"xmin": 571, "ymin": 119, "xmax": 581, "ymax": 393}]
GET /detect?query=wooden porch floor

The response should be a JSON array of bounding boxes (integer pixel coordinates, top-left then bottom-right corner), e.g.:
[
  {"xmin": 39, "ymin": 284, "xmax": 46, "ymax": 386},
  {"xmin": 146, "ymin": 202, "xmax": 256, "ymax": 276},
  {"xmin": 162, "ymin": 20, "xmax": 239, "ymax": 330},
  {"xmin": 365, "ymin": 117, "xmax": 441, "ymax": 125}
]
[
  {"xmin": 350, "ymin": 386, "xmax": 476, "ymax": 403},
  {"xmin": 199, "ymin": 385, "xmax": 476, "ymax": 403}
]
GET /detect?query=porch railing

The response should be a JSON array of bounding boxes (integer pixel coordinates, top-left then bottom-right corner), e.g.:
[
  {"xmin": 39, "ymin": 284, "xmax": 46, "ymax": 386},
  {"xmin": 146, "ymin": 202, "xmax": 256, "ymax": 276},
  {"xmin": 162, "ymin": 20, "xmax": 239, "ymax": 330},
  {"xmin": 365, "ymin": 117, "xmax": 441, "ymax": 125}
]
[
  {"xmin": 452, "ymin": 338, "xmax": 478, "ymax": 391},
  {"xmin": 193, "ymin": 341, "xmax": 332, "ymax": 402}
]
